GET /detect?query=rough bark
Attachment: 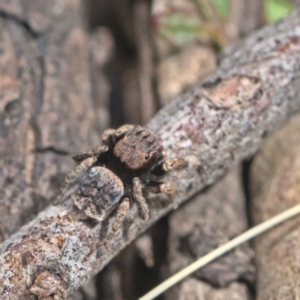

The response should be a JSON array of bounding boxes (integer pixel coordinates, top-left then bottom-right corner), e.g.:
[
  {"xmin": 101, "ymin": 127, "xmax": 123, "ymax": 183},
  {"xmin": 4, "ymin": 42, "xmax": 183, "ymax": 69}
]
[
  {"xmin": 0, "ymin": 0, "xmax": 111, "ymax": 299},
  {"xmin": 165, "ymin": 168, "xmax": 253, "ymax": 299},
  {"xmin": 0, "ymin": 0, "xmax": 111, "ymax": 242},
  {"xmin": 1, "ymin": 7, "xmax": 300, "ymax": 300},
  {"xmin": 250, "ymin": 114, "xmax": 300, "ymax": 300}
]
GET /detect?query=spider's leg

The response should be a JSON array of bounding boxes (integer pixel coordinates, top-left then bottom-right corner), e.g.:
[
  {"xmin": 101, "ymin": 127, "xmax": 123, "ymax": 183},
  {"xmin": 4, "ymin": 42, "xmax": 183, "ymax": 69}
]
[
  {"xmin": 102, "ymin": 124, "xmax": 136, "ymax": 147},
  {"xmin": 151, "ymin": 157, "xmax": 186, "ymax": 176},
  {"xmin": 72, "ymin": 145, "xmax": 108, "ymax": 163},
  {"xmin": 54, "ymin": 157, "xmax": 97, "ymax": 205},
  {"xmin": 101, "ymin": 128, "xmax": 116, "ymax": 148},
  {"xmin": 105, "ymin": 197, "xmax": 130, "ymax": 245},
  {"xmin": 145, "ymin": 180, "xmax": 175, "ymax": 198},
  {"xmin": 132, "ymin": 177, "xmax": 150, "ymax": 220},
  {"xmin": 115, "ymin": 124, "xmax": 137, "ymax": 137}
]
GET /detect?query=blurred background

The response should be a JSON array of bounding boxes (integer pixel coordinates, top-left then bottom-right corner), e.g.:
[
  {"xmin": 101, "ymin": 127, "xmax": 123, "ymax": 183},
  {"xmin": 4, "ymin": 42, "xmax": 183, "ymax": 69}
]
[{"xmin": 85, "ymin": 0, "xmax": 297, "ymax": 127}]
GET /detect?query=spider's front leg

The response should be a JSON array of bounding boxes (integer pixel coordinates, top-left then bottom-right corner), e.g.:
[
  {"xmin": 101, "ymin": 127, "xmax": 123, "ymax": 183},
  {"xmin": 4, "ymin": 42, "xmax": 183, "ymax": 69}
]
[
  {"xmin": 145, "ymin": 181, "xmax": 175, "ymax": 198},
  {"xmin": 151, "ymin": 157, "xmax": 187, "ymax": 176},
  {"xmin": 55, "ymin": 145, "xmax": 108, "ymax": 204},
  {"xmin": 72, "ymin": 145, "xmax": 108, "ymax": 163},
  {"xmin": 102, "ymin": 124, "xmax": 136, "ymax": 148},
  {"xmin": 105, "ymin": 197, "xmax": 130, "ymax": 245},
  {"xmin": 132, "ymin": 177, "xmax": 150, "ymax": 220}
]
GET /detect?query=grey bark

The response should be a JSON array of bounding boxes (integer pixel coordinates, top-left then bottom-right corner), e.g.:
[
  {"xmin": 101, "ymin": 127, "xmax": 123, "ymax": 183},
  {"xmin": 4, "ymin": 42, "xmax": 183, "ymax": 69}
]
[{"xmin": 1, "ymin": 7, "xmax": 300, "ymax": 300}]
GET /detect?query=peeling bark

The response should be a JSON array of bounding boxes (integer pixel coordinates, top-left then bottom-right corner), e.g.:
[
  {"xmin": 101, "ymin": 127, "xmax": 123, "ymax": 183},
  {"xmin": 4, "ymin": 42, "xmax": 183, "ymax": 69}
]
[{"xmin": 1, "ymin": 7, "xmax": 300, "ymax": 300}]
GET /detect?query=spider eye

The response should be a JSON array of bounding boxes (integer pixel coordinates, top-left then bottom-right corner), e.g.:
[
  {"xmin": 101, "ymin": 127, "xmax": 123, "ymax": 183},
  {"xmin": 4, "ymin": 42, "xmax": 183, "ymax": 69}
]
[{"xmin": 145, "ymin": 154, "xmax": 150, "ymax": 160}]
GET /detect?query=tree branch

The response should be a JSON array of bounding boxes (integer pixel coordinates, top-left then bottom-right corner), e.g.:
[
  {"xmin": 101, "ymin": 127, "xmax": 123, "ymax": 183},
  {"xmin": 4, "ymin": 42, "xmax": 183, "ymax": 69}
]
[{"xmin": 1, "ymin": 9, "xmax": 300, "ymax": 299}]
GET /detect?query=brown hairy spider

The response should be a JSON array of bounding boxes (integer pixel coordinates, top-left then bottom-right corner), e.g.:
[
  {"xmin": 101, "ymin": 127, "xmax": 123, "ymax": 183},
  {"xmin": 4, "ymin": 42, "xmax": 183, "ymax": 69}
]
[{"xmin": 56, "ymin": 124, "xmax": 186, "ymax": 242}]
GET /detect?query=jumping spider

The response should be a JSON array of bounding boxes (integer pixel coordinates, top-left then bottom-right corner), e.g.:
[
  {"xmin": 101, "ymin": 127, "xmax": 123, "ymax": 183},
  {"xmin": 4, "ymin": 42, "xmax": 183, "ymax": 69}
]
[{"xmin": 56, "ymin": 124, "xmax": 186, "ymax": 242}]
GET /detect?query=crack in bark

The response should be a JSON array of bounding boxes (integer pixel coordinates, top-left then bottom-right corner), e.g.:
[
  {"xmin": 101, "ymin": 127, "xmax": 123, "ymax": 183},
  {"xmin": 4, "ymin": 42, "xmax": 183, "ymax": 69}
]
[
  {"xmin": 33, "ymin": 147, "xmax": 70, "ymax": 156},
  {"xmin": 0, "ymin": 10, "xmax": 40, "ymax": 38}
]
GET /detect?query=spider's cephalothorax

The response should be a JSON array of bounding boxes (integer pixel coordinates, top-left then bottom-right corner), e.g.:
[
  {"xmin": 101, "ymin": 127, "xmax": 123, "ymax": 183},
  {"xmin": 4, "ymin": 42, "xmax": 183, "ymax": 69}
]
[
  {"xmin": 56, "ymin": 125, "xmax": 186, "ymax": 243},
  {"xmin": 103, "ymin": 126, "xmax": 164, "ymax": 183}
]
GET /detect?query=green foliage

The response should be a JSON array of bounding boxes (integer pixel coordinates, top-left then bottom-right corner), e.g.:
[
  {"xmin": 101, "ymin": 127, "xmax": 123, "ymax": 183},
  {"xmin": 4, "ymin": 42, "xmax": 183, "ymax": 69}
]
[
  {"xmin": 159, "ymin": 13, "xmax": 202, "ymax": 45},
  {"xmin": 157, "ymin": 0, "xmax": 295, "ymax": 47},
  {"xmin": 265, "ymin": 0, "xmax": 293, "ymax": 22},
  {"xmin": 212, "ymin": 0, "xmax": 230, "ymax": 17}
]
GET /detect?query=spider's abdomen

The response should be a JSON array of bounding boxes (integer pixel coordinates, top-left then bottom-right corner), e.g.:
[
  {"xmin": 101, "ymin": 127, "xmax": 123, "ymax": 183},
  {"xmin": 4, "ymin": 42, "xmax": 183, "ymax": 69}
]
[{"xmin": 73, "ymin": 166, "xmax": 124, "ymax": 221}]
